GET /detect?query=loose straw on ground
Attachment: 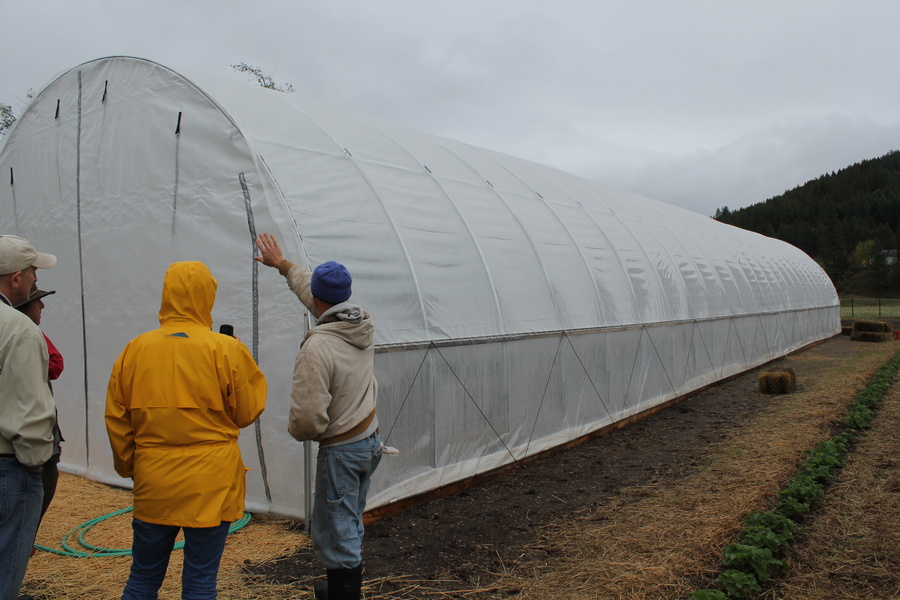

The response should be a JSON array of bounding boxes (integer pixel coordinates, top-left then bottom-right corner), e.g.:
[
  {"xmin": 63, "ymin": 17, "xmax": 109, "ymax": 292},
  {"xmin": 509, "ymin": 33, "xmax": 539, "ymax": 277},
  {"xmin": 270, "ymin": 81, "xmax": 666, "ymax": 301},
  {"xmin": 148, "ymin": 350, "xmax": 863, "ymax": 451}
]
[
  {"xmin": 764, "ymin": 371, "xmax": 900, "ymax": 600},
  {"xmin": 21, "ymin": 473, "xmax": 309, "ymax": 600},
  {"xmin": 485, "ymin": 342, "xmax": 898, "ymax": 600},
  {"xmin": 20, "ymin": 339, "xmax": 900, "ymax": 600}
]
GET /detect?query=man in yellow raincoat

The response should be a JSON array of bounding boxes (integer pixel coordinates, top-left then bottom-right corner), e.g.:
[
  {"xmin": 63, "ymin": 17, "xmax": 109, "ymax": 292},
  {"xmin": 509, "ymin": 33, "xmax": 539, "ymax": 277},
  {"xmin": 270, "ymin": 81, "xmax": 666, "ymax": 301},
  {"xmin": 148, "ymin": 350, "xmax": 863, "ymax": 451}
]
[{"xmin": 105, "ymin": 261, "xmax": 267, "ymax": 600}]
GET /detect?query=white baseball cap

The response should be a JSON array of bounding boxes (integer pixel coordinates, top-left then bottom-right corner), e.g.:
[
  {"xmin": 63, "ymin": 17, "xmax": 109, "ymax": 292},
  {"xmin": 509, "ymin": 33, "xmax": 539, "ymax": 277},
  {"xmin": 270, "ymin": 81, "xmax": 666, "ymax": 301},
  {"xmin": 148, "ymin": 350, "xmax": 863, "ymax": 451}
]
[{"xmin": 0, "ymin": 235, "xmax": 57, "ymax": 275}]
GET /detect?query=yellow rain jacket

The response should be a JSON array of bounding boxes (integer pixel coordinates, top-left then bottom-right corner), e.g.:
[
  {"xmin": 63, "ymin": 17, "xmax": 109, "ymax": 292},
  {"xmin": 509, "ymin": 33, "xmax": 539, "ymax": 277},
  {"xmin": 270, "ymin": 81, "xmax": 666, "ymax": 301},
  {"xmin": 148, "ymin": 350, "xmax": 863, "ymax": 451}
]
[{"xmin": 105, "ymin": 261, "xmax": 267, "ymax": 527}]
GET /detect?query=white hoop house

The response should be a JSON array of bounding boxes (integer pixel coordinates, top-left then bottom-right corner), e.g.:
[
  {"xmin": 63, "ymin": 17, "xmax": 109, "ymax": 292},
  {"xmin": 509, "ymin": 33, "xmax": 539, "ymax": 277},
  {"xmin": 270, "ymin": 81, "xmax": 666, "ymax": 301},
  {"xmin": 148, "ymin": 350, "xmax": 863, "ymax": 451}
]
[{"xmin": 0, "ymin": 57, "xmax": 839, "ymax": 520}]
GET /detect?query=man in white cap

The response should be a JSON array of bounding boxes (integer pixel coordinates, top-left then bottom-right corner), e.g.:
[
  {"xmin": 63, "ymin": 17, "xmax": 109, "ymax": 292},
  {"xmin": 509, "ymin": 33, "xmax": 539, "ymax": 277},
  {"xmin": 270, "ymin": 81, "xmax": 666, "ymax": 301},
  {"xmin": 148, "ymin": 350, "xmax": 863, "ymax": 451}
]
[{"xmin": 0, "ymin": 235, "xmax": 57, "ymax": 600}]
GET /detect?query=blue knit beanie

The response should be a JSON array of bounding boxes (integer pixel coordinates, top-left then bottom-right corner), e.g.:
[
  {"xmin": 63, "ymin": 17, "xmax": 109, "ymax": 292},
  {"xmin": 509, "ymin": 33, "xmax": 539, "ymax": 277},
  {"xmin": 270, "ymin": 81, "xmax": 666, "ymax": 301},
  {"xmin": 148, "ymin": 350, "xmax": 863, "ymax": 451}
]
[{"xmin": 310, "ymin": 261, "xmax": 352, "ymax": 304}]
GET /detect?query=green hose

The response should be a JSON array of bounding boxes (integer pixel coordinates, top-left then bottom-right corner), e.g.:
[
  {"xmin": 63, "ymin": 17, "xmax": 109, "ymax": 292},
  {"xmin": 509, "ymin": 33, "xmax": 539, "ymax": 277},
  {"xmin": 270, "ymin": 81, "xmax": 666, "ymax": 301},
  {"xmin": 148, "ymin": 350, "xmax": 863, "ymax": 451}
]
[{"xmin": 34, "ymin": 507, "xmax": 252, "ymax": 558}]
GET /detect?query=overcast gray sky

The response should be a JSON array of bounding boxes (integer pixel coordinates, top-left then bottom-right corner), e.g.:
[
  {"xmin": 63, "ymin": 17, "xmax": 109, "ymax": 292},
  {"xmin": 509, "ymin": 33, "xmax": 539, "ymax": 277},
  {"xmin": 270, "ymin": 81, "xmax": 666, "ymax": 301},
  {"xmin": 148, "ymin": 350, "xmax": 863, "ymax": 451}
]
[{"xmin": 2, "ymin": 0, "xmax": 898, "ymax": 217}]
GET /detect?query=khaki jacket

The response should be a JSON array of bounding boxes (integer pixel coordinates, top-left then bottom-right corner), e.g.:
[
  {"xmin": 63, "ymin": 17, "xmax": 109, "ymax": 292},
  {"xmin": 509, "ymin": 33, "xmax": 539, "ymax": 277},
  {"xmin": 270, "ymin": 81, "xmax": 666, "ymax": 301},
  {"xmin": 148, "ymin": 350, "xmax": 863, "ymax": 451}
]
[
  {"xmin": 0, "ymin": 301, "xmax": 55, "ymax": 467},
  {"xmin": 284, "ymin": 264, "xmax": 377, "ymax": 443}
]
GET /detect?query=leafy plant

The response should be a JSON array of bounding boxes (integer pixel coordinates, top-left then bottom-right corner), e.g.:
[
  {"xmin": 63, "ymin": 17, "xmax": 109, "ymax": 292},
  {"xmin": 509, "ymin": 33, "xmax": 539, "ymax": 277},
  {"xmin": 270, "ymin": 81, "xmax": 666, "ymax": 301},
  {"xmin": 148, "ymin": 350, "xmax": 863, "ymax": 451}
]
[
  {"xmin": 803, "ymin": 439, "xmax": 847, "ymax": 484},
  {"xmin": 743, "ymin": 510, "xmax": 796, "ymax": 536},
  {"xmin": 740, "ymin": 511, "xmax": 797, "ymax": 552},
  {"xmin": 740, "ymin": 527, "xmax": 787, "ymax": 553},
  {"xmin": 778, "ymin": 474, "xmax": 825, "ymax": 518},
  {"xmin": 775, "ymin": 493, "xmax": 810, "ymax": 520},
  {"xmin": 715, "ymin": 569, "xmax": 761, "ymax": 599},
  {"xmin": 844, "ymin": 404, "xmax": 873, "ymax": 429},
  {"xmin": 722, "ymin": 543, "xmax": 784, "ymax": 580}
]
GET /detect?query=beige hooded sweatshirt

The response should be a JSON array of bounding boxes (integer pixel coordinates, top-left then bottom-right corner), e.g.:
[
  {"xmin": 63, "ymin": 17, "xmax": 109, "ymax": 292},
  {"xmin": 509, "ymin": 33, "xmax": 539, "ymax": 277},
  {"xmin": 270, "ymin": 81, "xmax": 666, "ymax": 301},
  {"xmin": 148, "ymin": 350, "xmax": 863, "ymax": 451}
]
[{"xmin": 282, "ymin": 263, "xmax": 377, "ymax": 444}]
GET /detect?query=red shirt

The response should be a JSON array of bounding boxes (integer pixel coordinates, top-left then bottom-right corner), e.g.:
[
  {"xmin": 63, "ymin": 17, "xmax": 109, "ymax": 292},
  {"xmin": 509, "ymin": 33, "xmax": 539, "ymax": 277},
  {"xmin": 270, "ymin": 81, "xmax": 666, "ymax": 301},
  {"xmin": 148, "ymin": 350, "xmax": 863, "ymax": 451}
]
[{"xmin": 44, "ymin": 334, "xmax": 64, "ymax": 381}]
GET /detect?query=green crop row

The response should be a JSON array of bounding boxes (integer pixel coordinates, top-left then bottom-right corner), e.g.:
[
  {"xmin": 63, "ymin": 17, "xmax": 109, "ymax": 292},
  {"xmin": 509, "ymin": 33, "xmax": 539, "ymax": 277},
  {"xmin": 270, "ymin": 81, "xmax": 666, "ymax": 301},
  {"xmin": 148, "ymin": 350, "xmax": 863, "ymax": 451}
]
[{"xmin": 686, "ymin": 350, "xmax": 900, "ymax": 600}]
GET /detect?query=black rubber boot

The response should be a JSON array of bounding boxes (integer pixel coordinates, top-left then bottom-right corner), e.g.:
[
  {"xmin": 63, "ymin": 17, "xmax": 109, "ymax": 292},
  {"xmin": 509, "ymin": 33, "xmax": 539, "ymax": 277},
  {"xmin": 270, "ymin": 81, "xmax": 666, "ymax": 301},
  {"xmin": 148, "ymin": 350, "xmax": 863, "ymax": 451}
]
[
  {"xmin": 326, "ymin": 564, "xmax": 363, "ymax": 600},
  {"xmin": 313, "ymin": 578, "xmax": 329, "ymax": 600}
]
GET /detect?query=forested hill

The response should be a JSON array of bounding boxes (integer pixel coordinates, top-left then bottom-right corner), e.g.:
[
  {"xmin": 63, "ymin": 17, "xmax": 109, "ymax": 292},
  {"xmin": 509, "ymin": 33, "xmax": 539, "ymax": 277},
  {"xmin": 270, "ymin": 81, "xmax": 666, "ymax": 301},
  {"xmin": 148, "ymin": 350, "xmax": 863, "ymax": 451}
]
[{"xmin": 713, "ymin": 150, "xmax": 900, "ymax": 294}]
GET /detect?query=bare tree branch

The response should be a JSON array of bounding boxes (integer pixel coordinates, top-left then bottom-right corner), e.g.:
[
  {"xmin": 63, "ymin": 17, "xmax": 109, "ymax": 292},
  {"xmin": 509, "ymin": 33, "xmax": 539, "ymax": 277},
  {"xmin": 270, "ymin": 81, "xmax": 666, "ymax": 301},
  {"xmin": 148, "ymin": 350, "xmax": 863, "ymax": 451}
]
[{"xmin": 231, "ymin": 63, "xmax": 295, "ymax": 93}]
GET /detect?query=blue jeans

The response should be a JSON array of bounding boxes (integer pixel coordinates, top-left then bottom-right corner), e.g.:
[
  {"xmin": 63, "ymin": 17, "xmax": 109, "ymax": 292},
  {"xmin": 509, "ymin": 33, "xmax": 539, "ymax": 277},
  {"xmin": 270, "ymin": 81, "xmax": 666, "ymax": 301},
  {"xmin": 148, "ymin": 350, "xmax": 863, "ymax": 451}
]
[
  {"xmin": 122, "ymin": 518, "xmax": 231, "ymax": 600},
  {"xmin": 0, "ymin": 457, "xmax": 43, "ymax": 600},
  {"xmin": 311, "ymin": 433, "xmax": 382, "ymax": 570}
]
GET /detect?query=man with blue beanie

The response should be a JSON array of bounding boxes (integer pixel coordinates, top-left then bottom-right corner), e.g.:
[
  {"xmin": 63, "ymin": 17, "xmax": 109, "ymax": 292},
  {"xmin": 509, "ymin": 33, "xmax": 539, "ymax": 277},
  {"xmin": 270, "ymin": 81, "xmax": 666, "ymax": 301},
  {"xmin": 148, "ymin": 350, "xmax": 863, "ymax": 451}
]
[{"xmin": 255, "ymin": 233, "xmax": 381, "ymax": 600}]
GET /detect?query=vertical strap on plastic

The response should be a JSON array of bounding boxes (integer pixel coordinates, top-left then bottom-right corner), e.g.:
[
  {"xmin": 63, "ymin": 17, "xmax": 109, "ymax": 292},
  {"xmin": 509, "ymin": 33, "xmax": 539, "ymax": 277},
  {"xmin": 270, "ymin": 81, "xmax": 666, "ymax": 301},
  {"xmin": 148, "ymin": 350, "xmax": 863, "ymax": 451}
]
[
  {"xmin": 75, "ymin": 70, "xmax": 91, "ymax": 464},
  {"xmin": 239, "ymin": 171, "xmax": 272, "ymax": 503},
  {"xmin": 9, "ymin": 167, "xmax": 17, "ymax": 229},
  {"xmin": 172, "ymin": 112, "xmax": 181, "ymax": 229}
]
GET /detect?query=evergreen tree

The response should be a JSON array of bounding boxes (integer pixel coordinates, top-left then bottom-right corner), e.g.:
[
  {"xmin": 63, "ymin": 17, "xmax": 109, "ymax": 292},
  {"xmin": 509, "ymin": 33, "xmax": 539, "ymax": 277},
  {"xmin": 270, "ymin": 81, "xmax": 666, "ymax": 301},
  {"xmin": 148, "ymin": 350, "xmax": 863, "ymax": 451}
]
[
  {"xmin": 868, "ymin": 238, "xmax": 889, "ymax": 295},
  {"xmin": 713, "ymin": 150, "xmax": 900, "ymax": 294}
]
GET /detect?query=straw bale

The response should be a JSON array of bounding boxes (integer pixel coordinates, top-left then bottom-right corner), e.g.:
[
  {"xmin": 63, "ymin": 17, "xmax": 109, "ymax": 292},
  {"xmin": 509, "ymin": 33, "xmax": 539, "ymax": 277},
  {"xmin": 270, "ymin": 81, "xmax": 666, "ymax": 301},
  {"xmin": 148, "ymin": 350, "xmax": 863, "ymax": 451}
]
[
  {"xmin": 841, "ymin": 325, "xmax": 852, "ymax": 336},
  {"xmin": 851, "ymin": 319, "xmax": 892, "ymax": 333},
  {"xmin": 758, "ymin": 368, "xmax": 796, "ymax": 394},
  {"xmin": 850, "ymin": 330, "xmax": 893, "ymax": 343}
]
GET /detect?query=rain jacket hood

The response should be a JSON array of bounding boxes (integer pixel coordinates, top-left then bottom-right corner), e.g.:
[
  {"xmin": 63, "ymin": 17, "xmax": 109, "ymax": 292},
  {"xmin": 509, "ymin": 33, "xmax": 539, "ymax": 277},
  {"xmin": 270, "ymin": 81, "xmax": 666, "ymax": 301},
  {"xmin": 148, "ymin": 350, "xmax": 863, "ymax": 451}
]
[{"xmin": 158, "ymin": 261, "xmax": 216, "ymax": 328}]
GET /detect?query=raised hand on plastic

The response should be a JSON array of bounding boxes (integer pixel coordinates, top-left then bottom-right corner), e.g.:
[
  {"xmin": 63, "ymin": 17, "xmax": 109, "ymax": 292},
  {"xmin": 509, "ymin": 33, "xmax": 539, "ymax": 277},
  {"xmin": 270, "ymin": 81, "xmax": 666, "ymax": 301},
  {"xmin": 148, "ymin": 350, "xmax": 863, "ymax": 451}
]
[{"xmin": 255, "ymin": 233, "xmax": 285, "ymax": 268}]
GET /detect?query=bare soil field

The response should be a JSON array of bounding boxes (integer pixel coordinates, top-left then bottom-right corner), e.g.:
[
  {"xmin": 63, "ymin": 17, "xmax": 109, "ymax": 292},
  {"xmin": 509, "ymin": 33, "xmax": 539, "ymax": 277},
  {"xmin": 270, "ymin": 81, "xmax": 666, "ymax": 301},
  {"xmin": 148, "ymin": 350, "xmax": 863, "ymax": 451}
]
[{"xmin": 21, "ymin": 326, "xmax": 900, "ymax": 599}]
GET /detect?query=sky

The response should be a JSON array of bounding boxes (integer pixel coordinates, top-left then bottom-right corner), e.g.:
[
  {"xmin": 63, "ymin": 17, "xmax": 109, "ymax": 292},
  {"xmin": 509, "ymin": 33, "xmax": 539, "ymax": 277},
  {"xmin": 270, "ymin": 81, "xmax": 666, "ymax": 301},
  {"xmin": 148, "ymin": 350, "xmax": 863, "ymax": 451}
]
[{"xmin": 1, "ymin": 0, "xmax": 898, "ymax": 217}]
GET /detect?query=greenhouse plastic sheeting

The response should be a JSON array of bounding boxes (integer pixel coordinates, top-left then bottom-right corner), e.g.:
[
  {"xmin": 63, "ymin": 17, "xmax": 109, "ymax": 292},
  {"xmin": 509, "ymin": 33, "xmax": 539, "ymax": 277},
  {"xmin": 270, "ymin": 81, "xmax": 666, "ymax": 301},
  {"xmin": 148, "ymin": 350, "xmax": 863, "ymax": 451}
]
[{"xmin": 0, "ymin": 57, "xmax": 839, "ymax": 520}]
